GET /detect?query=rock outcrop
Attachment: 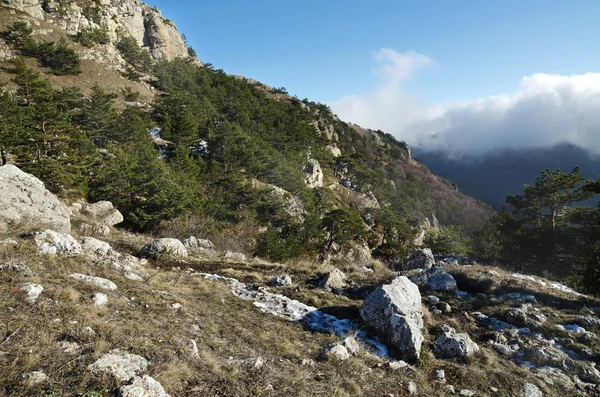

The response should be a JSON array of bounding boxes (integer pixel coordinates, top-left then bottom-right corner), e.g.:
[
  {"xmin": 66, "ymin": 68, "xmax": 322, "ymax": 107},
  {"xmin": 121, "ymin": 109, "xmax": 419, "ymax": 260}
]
[
  {"xmin": 304, "ymin": 158, "xmax": 324, "ymax": 188},
  {"xmin": 0, "ymin": 165, "xmax": 71, "ymax": 233},
  {"xmin": 359, "ymin": 276, "xmax": 424, "ymax": 360},
  {"xmin": 34, "ymin": 230, "xmax": 82, "ymax": 256},
  {"xmin": 2, "ymin": 0, "xmax": 192, "ymax": 61}
]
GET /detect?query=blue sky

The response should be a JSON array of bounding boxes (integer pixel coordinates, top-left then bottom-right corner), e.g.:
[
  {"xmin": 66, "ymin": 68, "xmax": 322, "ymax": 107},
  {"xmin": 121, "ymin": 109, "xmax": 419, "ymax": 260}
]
[
  {"xmin": 151, "ymin": 0, "xmax": 598, "ymax": 103},
  {"xmin": 149, "ymin": 1, "xmax": 600, "ymax": 154}
]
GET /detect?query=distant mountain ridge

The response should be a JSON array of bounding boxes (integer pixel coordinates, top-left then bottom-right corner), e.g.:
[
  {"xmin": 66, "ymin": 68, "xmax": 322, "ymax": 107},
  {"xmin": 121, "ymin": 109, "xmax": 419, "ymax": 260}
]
[{"xmin": 414, "ymin": 143, "xmax": 600, "ymax": 208}]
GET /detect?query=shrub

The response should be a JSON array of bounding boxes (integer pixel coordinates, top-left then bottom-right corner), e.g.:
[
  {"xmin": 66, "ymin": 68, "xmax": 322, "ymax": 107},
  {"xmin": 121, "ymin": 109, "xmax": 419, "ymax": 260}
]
[
  {"xmin": 36, "ymin": 38, "xmax": 81, "ymax": 75},
  {"xmin": 424, "ymin": 226, "xmax": 471, "ymax": 255},
  {"xmin": 116, "ymin": 36, "xmax": 153, "ymax": 73},
  {"xmin": 74, "ymin": 27, "xmax": 110, "ymax": 47}
]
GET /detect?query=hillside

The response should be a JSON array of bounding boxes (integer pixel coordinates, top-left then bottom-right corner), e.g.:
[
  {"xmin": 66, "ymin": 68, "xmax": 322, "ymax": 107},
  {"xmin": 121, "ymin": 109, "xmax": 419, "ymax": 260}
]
[
  {"xmin": 0, "ymin": 0, "xmax": 493, "ymax": 270},
  {"xmin": 2, "ymin": 166, "xmax": 600, "ymax": 396}
]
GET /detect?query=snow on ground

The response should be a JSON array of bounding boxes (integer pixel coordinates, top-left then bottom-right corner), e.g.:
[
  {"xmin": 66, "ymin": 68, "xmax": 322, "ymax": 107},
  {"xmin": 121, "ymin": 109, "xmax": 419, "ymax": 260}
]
[
  {"xmin": 511, "ymin": 273, "xmax": 587, "ymax": 298},
  {"xmin": 198, "ymin": 273, "xmax": 389, "ymax": 357}
]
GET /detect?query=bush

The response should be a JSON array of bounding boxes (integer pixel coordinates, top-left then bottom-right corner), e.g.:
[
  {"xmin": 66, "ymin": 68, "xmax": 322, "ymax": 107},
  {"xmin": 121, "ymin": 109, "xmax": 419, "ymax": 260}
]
[
  {"xmin": 117, "ymin": 36, "xmax": 153, "ymax": 73},
  {"xmin": 121, "ymin": 87, "xmax": 140, "ymax": 102},
  {"xmin": 424, "ymin": 226, "xmax": 471, "ymax": 255},
  {"xmin": 74, "ymin": 27, "xmax": 110, "ymax": 47},
  {"xmin": 36, "ymin": 38, "xmax": 81, "ymax": 75}
]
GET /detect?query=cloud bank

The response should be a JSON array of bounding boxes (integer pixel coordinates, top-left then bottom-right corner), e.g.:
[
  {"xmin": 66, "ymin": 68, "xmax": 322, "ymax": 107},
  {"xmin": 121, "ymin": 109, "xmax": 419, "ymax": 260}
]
[{"xmin": 331, "ymin": 49, "xmax": 600, "ymax": 155}]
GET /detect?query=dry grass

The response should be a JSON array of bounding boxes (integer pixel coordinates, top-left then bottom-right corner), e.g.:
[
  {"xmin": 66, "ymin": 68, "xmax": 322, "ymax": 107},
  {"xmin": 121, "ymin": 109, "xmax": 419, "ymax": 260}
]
[{"xmin": 1, "ymin": 236, "xmax": 597, "ymax": 396}]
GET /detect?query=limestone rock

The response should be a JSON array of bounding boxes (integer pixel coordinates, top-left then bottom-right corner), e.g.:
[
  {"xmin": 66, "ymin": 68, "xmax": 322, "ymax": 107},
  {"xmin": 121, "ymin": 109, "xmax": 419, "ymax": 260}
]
[
  {"xmin": 80, "ymin": 201, "xmax": 123, "ymax": 226},
  {"xmin": 34, "ymin": 230, "xmax": 82, "ymax": 256},
  {"xmin": 88, "ymin": 350, "xmax": 148, "ymax": 382},
  {"xmin": 80, "ymin": 237, "xmax": 118, "ymax": 260},
  {"xmin": 140, "ymin": 238, "xmax": 187, "ymax": 258},
  {"xmin": 119, "ymin": 375, "xmax": 171, "ymax": 397},
  {"xmin": 321, "ymin": 268, "xmax": 347, "ymax": 290},
  {"xmin": 342, "ymin": 336, "xmax": 360, "ymax": 356},
  {"xmin": 327, "ymin": 344, "xmax": 350, "ymax": 361},
  {"xmin": 403, "ymin": 248, "xmax": 435, "ymax": 270},
  {"xmin": 521, "ymin": 383, "xmax": 543, "ymax": 397},
  {"xmin": 268, "ymin": 275, "xmax": 292, "ymax": 287},
  {"xmin": 20, "ymin": 371, "xmax": 48, "ymax": 386},
  {"xmin": 407, "ymin": 381, "xmax": 418, "ymax": 394},
  {"xmin": 434, "ymin": 325, "xmax": 480, "ymax": 359},
  {"xmin": 304, "ymin": 158, "xmax": 324, "ymax": 188},
  {"xmin": 21, "ymin": 283, "xmax": 43, "ymax": 303},
  {"xmin": 0, "ymin": 165, "xmax": 70, "ymax": 233},
  {"xmin": 92, "ymin": 292, "xmax": 108, "ymax": 307},
  {"xmin": 183, "ymin": 236, "xmax": 215, "ymax": 250},
  {"xmin": 223, "ymin": 251, "xmax": 246, "ymax": 261},
  {"xmin": 525, "ymin": 345, "xmax": 573, "ymax": 370},
  {"xmin": 70, "ymin": 274, "xmax": 117, "ymax": 291},
  {"xmin": 0, "ymin": 263, "xmax": 33, "ymax": 275},
  {"xmin": 410, "ymin": 266, "xmax": 458, "ymax": 293},
  {"xmin": 360, "ymin": 276, "xmax": 424, "ymax": 360}
]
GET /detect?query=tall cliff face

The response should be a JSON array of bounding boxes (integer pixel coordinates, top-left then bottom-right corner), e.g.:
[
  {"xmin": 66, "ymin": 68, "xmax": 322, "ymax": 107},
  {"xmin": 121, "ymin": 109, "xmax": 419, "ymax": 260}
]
[{"xmin": 2, "ymin": 0, "xmax": 191, "ymax": 60}]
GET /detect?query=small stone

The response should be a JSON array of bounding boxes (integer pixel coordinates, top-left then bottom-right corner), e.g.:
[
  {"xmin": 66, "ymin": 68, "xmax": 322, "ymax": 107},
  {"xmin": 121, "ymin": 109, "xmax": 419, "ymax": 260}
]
[
  {"xmin": 20, "ymin": 371, "xmax": 48, "ymax": 386},
  {"xmin": 21, "ymin": 283, "xmax": 43, "ymax": 303},
  {"xmin": 445, "ymin": 385, "xmax": 456, "ymax": 393},
  {"xmin": 428, "ymin": 295, "xmax": 440, "ymax": 303},
  {"xmin": 223, "ymin": 251, "xmax": 246, "ymax": 261},
  {"xmin": 82, "ymin": 326, "xmax": 96, "ymax": 336},
  {"xmin": 437, "ymin": 302, "xmax": 451, "ymax": 313},
  {"xmin": 320, "ymin": 268, "xmax": 347, "ymax": 290},
  {"xmin": 92, "ymin": 292, "xmax": 108, "ymax": 307},
  {"xmin": 124, "ymin": 272, "xmax": 145, "ymax": 282},
  {"xmin": 301, "ymin": 358, "xmax": 316, "ymax": 367},
  {"xmin": 341, "ymin": 336, "xmax": 359, "ymax": 356},
  {"xmin": 459, "ymin": 390, "xmax": 476, "ymax": 397},
  {"xmin": 434, "ymin": 325, "xmax": 480, "ymax": 359},
  {"xmin": 489, "ymin": 386, "xmax": 499, "ymax": 393},
  {"xmin": 435, "ymin": 369, "xmax": 446, "ymax": 383},
  {"xmin": 388, "ymin": 360, "xmax": 409, "ymax": 370},
  {"xmin": 58, "ymin": 341, "xmax": 81, "ymax": 354},
  {"xmin": 0, "ymin": 263, "xmax": 33, "ymax": 275},
  {"xmin": 327, "ymin": 344, "xmax": 350, "ymax": 361},
  {"xmin": 407, "ymin": 382, "xmax": 418, "ymax": 395},
  {"xmin": 268, "ymin": 275, "xmax": 292, "ymax": 287},
  {"xmin": 188, "ymin": 339, "xmax": 199, "ymax": 359},
  {"xmin": 171, "ymin": 303, "xmax": 182, "ymax": 310}
]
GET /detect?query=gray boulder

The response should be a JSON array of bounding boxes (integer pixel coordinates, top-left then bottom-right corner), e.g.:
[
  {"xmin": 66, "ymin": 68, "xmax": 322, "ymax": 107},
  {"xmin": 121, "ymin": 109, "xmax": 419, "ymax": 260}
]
[
  {"xmin": 360, "ymin": 276, "xmax": 424, "ymax": 360},
  {"xmin": 326, "ymin": 344, "xmax": 350, "ymax": 361},
  {"xmin": 119, "ymin": 375, "xmax": 171, "ymax": 397},
  {"xmin": 403, "ymin": 248, "xmax": 435, "ymax": 270},
  {"xmin": 80, "ymin": 237, "xmax": 118, "ymax": 260},
  {"xmin": 304, "ymin": 158, "xmax": 324, "ymax": 188},
  {"xmin": 80, "ymin": 201, "xmax": 123, "ymax": 226},
  {"xmin": 34, "ymin": 230, "xmax": 82, "ymax": 256},
  {"xmin": 410, "ymin": 266, "xmax": 457, "ymax": 293},
  {"xmin": 92, "ymin": 292, "xmax": 108, "ymax": 307},
  {"xmin": 0, "ymin": 165, "xmax": 71, "ymax": 233},
  {"xmin": 434, "ymin": 325, "xmax": 480, "ymax": 359},
  {"xmin": 321, "ymin": 268, "xmax": 347, "ymax": 290},
  {"xmin": 88, "ymin": 350, "xmax": 148, "ymax": 382},
  {"xmin": 140, "ymin": 238, "xmax": 188, "ymax": 258},
  {"xmin": 0, "ymin": 263, "xmax": 33, "ymax": 275}
]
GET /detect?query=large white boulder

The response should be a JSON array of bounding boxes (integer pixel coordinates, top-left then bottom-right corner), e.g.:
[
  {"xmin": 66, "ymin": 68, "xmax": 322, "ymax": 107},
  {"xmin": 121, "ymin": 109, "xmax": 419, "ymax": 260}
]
[
  {"xmin": 34, "ymin": 230, "xmax": 82, "ymax": 256},
  {"xmin": 140, "ymin": 238, "xmax": 187, "ymax": 258},
  {"xmin": 0, "ymin": 165, "xmax": 71, "ymax": 233},
  {"xmin": 80, "ymin": 237, "xmax": 118, "ymax": 260},
  {"xmin": 88, "ymin": 350, "xmax": 148, "ymax": 382},
  {"xmin": 359, "ymin": 276, "xmax": 424, "ymax": 360},
  {"xmin": 119, "ymin": 375, "xmax": 171, "ymax": 397}
]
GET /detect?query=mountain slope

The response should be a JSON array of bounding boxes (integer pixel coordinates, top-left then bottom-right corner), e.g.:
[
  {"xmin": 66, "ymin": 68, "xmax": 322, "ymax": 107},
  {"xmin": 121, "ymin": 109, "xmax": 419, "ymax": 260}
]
[{"xmin": 0, "ymin": 0, "xmax": 492, "ymax": 267}]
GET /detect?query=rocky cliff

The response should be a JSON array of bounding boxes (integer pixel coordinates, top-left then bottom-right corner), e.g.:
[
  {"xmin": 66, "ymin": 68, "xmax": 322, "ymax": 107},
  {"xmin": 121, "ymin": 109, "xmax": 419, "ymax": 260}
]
[{"xmin": 1, "ymin": 0, "xmax": 192, "ymax": 63}]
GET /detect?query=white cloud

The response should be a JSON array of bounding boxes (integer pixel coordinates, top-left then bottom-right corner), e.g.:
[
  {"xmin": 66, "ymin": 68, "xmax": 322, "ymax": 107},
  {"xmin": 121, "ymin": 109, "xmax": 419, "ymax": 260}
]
[{"xmin": 331, "ymin": 49, "xmax": 600, "ymax": 155}]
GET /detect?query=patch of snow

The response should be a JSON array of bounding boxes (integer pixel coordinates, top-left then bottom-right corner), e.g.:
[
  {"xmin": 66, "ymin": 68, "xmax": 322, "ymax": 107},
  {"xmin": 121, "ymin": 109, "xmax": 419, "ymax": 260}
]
[
  {"xmin": 550, "ymin": 282, "xmax": 586, "ymax": 297},
  {"xmin": 512, "ymin": 273, "xmax": 547, "ymax": 286},
  {"xmin": 558, "ymin": 324, "xmax": 587, "ymax": 334},
  {"xmin": 200, "ymin": 273, "xmax": 389, "ymax": 357}
]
